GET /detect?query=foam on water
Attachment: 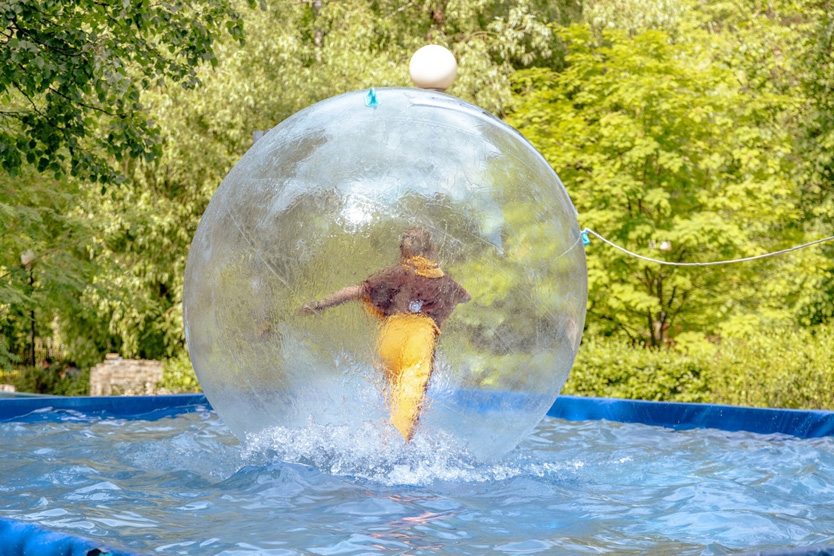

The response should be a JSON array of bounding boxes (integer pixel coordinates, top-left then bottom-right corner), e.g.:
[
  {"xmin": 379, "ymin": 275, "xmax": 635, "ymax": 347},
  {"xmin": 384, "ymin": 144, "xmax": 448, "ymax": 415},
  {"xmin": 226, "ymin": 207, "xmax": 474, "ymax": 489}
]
[
  {"xmin": 241, "ymin": 420, "xmax": 586, "ymax": 486},
  {"xmin": 2, "ymin": 409, "xmax": 834, "ymax": 555}
]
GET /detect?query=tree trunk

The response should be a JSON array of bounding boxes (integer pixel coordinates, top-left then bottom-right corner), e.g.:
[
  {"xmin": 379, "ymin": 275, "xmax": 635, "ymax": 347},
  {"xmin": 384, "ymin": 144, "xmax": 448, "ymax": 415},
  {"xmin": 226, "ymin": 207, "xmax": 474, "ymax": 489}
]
[{"xmin": 29, "ymin": 268, "xmax": 35, "ymax": 368}]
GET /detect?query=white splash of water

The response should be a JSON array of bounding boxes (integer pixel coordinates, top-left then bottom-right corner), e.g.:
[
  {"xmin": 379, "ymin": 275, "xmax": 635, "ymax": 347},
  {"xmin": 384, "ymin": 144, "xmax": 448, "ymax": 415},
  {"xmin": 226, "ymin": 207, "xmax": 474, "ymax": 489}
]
[{"xmin": 240, "ymin": 420, "xmax": 584, "ymax": 486}]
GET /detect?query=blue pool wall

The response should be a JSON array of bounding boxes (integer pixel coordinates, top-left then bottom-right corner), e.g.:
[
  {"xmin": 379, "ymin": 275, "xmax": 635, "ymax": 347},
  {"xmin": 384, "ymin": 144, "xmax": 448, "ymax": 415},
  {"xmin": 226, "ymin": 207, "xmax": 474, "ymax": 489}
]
[
  {"xmin": 3, "ymin": 393, "xmax": 834, "ymax": 438},
  {"xmin": 2, "ymin": 393, "xmax": 834, "ymax": 556},
  {"xmin": 0, "ymin": 518, "xmax": 136, "ymax": 556}
]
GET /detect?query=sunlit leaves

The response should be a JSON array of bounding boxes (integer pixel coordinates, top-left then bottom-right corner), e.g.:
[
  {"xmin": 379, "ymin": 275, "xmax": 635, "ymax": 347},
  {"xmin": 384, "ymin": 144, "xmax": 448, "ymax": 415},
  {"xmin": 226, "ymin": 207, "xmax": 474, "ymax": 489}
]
[
  {"xmin": 0, "ymin": 0, "xmax": 250, "ymax": 369},
  {"xmin": 0, "ymin": 0, "xmax": 250, "ymax": 183},
  {"xmin": 508, "ymin": 18, "xmax": 807, "ymax": 345}
]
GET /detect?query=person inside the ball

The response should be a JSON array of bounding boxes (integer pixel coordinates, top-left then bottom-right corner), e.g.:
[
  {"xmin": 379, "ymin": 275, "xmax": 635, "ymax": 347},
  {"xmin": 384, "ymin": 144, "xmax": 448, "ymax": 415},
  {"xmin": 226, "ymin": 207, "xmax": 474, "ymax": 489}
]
[{"xmin": 301, "ymin": 227, "xmax": 471, "ymax": 441}]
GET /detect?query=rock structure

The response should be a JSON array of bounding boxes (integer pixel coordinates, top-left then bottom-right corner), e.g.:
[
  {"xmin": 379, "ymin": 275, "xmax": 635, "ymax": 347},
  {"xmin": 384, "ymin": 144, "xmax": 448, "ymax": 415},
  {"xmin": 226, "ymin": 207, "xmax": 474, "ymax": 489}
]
[{"xmin": 90, "ymin": 354, "xmax": 163, "ymax": 396}]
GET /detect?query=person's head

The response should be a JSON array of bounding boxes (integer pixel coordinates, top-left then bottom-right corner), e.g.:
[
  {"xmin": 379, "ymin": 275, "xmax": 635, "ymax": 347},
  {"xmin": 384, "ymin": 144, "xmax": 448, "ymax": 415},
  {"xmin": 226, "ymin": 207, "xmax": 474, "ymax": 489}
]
[{"xmin": 400, "ymin": 227, "xmax": 436, "ymax": 259}]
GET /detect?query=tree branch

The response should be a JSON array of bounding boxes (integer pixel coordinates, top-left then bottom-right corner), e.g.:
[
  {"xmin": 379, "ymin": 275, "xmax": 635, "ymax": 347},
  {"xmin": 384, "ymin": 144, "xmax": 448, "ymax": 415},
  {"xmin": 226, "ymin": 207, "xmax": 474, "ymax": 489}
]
[
  {"xmin": 47, "ymin": 86, "xmax": 121, "ymax": 118},
  {"xmin": 588, "ymin": 310, "xmax": 640, "ymax": 343},
  {"xmin": 10, "ymin": 23, "xmax": 88, "ymax": 59}
]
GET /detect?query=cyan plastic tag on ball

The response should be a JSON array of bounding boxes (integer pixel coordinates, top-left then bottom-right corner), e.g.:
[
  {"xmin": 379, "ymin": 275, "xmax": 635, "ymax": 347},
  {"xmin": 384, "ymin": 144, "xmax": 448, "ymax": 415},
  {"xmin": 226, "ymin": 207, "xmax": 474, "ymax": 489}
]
[{"xmin": 364, "ymin": 88, "xmax": 379, "ymax": 108}]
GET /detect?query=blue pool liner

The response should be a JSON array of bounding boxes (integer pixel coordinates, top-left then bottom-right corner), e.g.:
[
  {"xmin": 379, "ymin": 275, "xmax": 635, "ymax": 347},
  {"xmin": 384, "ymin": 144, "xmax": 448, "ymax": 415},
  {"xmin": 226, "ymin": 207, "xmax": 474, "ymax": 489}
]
[
  {"xmin": 0, "ymin": 393, "xmax": 210, "ymax": 423},
  {"xmin": 0, "ymin": 517, "xmax": 135, "ymax": 556},
  {"xmin": 2, "ymin": 393, "xmax": 834, "ymax": 556},
  {"xmin": 548, "ymin": 395, "xmax": 834, "ymax": 438},
  {"xmin": 2, "ymin": 393, "xmax": 834, "ymax": 439}
]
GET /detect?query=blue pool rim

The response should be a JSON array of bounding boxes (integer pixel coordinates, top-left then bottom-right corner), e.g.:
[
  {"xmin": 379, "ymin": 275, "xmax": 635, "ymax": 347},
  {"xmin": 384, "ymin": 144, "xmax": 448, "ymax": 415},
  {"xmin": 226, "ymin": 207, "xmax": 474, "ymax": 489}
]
[{"xmin": 2, "ymin": 393, "xmax": 834, "ymax": 556}]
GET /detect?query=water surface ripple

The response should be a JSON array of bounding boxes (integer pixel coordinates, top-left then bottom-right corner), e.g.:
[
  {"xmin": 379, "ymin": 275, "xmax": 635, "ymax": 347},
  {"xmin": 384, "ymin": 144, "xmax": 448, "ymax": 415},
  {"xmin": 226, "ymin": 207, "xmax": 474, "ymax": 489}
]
[{"xmin": 1, "ymin": 409, "xmax": 833, "ymax": 555}]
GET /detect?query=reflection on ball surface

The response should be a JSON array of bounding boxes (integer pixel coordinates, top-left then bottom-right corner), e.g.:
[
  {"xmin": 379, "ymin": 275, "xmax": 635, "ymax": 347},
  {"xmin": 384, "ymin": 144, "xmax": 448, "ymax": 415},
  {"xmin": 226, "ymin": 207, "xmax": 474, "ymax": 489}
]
[{"xmin": 183, "ymin": 87, "xmax": 587, "ymax": 461}]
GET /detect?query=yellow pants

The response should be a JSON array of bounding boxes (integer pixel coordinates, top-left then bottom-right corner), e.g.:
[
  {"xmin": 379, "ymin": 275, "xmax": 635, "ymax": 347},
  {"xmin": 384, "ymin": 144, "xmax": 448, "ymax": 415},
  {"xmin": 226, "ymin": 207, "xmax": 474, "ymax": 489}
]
[{"xmin": 375, "ymin": 313, "xmax": 439, "ymax": 441}]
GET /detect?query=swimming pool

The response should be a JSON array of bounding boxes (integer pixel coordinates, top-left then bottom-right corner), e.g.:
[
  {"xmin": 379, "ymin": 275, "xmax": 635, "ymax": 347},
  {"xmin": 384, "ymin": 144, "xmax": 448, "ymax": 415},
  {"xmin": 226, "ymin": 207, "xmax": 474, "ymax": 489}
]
[{"xmin": 1, "ymin": 395, "xmax": 833, "ymax": 555}]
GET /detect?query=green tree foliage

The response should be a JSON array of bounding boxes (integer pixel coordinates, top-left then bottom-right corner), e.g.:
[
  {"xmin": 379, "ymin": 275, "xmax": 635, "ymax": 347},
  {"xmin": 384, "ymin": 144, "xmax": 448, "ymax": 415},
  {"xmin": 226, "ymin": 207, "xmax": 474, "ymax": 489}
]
[
  {"xmin": 684, "ymin": 0, "xmax": 834, "ymax": 331},
  {"xmin": 0, "ymin": 0, "xmax": 250, "ymax": 369},
  {"xmin": 3, "ymin": 0, "xmax": 834, "ymax": 408},
  {"xmin": 75, "ymin": 0, "xmax": 571, "ymax": 367},
  {"xmin": 508, "ymin": 4, "xmax": 831, "ymax": 345},
  {"xmin": 793, "ymin": 1, "xmax": 834, "ymax": 325},
  {"xmin": 0, "ymin": 0, "xmax": 249, "ymax": 183},
  {"xmin": 581, "ymin": 0, "xmax": 685, "ymax": 34},
  {"xmin": 0, "ymin": 167, "xmax": 98, "ymax": 368},
  {"xmin": 4, "ymin": 0, "xmax": 572, "ymax": 373}
]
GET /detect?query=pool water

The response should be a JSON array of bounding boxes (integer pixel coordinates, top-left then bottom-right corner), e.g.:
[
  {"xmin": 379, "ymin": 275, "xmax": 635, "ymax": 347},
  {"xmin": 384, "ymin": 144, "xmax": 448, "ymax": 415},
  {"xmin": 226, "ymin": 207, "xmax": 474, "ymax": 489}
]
[{"xmin": 2, "ymin": 408, "xmax": 833, "ymax": 555}]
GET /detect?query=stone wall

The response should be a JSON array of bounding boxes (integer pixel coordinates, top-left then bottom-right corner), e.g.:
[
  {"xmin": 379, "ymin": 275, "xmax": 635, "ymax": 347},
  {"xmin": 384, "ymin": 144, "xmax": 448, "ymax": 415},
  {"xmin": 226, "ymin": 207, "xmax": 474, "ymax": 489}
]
[{"xmin": 90, "ymin": 354, "xmax": 163, "ymax": 396}]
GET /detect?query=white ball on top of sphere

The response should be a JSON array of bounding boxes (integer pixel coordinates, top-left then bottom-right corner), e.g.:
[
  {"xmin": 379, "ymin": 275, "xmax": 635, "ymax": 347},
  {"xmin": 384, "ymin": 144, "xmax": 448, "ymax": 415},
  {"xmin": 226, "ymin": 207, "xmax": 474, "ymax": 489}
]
[{"xmin": 409, "ymin": 44, "xmax": 458, "ymax": 90}]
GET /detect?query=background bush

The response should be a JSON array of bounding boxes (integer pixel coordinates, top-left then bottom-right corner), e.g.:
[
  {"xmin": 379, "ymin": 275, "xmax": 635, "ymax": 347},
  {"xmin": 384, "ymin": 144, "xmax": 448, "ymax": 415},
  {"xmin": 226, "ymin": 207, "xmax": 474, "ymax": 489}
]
[
  {"xmin": 148, "ymin": 323, "xmax": 834, "ymax": 407},
  {"xmin": 565, "ymin": 324, "xmax": 834, "ymax": 410},
  {"xmin": 3, "ymin": 326, "xmax": 832, "ymax": 409},
  {"xmin": 157, "ymin": 352, "xmax": 202, "ymax": 394},
  {"xmin": 0, "ymin": 365, "xmax": 89, "ymax": 396}
]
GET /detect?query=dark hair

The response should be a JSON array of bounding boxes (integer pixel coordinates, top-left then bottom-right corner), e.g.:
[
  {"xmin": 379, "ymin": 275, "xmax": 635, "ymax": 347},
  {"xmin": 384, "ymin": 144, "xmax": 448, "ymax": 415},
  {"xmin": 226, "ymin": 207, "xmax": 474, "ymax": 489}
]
[{"xmin": 400, "ymin": 227, "xmax": 436, "ymax": 259}]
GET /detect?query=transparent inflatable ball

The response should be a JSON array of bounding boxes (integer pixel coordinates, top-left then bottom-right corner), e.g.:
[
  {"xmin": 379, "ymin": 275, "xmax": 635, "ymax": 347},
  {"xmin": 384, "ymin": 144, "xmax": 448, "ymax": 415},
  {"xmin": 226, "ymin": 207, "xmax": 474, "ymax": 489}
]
[{"xmin": 183, "ymin": 87, "xmax": 587, "ymax": 461}]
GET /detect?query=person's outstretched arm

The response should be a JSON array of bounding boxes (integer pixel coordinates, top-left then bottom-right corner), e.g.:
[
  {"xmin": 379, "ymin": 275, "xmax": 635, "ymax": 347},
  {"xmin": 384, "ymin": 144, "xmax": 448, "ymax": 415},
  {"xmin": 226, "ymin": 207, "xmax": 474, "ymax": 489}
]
[{"xmin": 301, "ymin": 284, "xmax": 364, "ymax": 314}]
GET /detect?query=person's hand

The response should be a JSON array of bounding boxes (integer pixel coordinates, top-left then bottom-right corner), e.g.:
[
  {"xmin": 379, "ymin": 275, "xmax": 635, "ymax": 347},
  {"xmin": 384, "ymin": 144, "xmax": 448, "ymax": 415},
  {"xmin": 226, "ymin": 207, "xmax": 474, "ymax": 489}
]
[{"xmin": 299, "ymin": 303, "xmax": 322, "ymax": 315}]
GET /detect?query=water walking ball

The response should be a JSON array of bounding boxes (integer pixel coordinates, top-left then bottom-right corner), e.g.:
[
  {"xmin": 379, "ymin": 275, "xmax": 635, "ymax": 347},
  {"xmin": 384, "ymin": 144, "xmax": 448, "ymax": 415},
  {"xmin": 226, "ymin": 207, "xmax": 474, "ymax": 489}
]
[{"xmin": 183, "ymin": 87, "xmax": 587, "ymax": 461}]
